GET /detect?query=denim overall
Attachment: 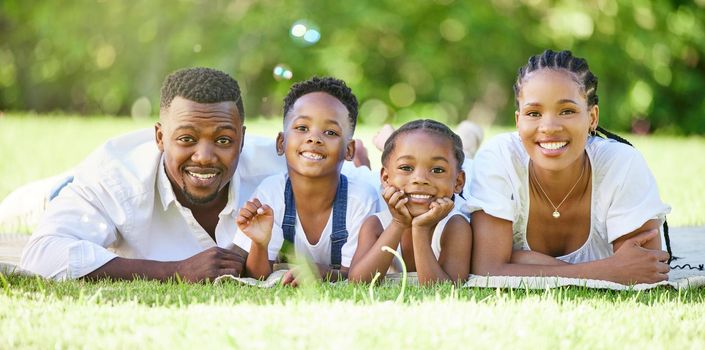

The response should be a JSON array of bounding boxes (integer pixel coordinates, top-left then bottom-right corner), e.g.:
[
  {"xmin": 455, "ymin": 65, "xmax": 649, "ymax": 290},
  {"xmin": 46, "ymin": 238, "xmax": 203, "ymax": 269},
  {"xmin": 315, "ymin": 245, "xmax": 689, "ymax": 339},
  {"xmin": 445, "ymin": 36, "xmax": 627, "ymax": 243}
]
[{"xmin": 282, "ymin": 174, "xmax": 348, "ymax": 268}]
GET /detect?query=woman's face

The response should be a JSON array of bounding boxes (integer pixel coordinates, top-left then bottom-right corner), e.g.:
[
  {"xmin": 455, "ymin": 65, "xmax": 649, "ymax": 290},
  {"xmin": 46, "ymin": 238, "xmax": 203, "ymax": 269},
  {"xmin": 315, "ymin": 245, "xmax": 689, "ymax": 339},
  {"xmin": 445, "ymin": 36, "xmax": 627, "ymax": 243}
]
[{"xmin": 515, "ymin": 69, "xmax": 599, "ymax": 173}]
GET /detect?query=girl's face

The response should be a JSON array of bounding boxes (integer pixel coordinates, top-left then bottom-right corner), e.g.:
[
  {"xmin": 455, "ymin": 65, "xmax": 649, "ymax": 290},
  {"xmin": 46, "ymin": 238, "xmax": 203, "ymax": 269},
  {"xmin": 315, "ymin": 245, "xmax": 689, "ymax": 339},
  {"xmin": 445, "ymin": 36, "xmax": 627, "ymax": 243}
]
[
  {"xmin": 381, "ymin": 130, "xmax": 465, "ymax": 217},
  {"xmin": 515, "ymin": 69, "xmax": 598, "ymax": 173}
]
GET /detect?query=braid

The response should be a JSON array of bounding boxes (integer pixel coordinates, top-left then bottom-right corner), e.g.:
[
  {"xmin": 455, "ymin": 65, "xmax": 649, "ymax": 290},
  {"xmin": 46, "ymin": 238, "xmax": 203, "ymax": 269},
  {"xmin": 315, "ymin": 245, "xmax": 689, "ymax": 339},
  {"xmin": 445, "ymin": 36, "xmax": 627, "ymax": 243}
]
[
  {"xmin": 595, "ymin": 126, "xmax": 632, "ymax": 146},
  {"xmin": 514, "ymin": 49, "xmax": 599, "ymax": 109},
  {"xmin": 381, "ymin": 119, "xmax": 464, "ymax": 171}
]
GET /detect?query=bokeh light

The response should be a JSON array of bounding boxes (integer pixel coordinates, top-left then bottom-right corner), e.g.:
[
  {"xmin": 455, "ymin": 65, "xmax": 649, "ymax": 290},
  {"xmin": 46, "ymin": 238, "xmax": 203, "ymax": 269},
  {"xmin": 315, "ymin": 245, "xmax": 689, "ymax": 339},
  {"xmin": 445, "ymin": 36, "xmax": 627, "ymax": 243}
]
[
  {"xmin": 273, "ymin": 64, "xmax": 293, "ymax": 81},
  {"xmin": 289, "ymin": 20, "xmax": 321, "ymax": 46}
]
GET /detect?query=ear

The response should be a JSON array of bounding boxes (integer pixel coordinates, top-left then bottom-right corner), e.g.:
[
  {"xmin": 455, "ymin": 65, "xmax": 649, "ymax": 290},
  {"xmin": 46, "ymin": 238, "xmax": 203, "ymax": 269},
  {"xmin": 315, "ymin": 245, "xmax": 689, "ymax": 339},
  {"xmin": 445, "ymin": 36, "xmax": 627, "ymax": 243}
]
[
  {"xmin": 275, "ymin": 132, "xmax": 285, "ymax": 156},
  {"xmin": 380, "ymin": 167, "xmax": 390, "ymax": 186},
  {"xmin": 155, "ymin": 122, "xmax": 165, "ymax": 152},
  {"xmin": 344, "ymin": 138, "xmax": 355, "ymax": 161},
  {"xmin": 515, "ymin": 110, "xmax": 520, "ymax": 128},
  {"xmin": 454, "ymin": 169, "xmax": 466, "ymax": 194},
  {"xmin": 589, "ymin": 105, "xmax": 599, "ymax": 131}
]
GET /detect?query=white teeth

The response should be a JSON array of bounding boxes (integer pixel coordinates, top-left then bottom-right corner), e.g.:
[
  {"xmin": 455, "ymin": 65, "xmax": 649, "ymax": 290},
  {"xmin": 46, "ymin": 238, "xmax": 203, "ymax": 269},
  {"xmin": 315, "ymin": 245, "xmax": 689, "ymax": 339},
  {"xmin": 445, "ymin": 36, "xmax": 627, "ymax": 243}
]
[
  {"xmin": 301, "ymin": 151, "xmax": 324, "ymax": 160},
  {"xmin": 539, "ymin": 142, "xmax": 567, "ymax": 150},
  {"xmin": 408, "ymin": 194, "xmax": 431, "ymax": 199},
  {"xmin": 188, "ymin": 171, "xmax": 216, "ymax": 179}
]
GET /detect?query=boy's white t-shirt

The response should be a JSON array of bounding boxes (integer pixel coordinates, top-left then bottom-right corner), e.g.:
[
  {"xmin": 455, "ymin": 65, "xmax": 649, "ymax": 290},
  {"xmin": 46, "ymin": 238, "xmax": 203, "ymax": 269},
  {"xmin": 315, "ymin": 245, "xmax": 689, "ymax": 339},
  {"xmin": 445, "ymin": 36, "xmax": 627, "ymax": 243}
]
[
  {"xmin": 374, "ymin": 203, "xmax": 470, "ymax": 273},
  {"xmin": 233, "ymin": 173, "xmax": 379, "ymax": 268},
  {"xmin": 464, "ymin": 132, "xmax": 671, "ymax": 264}
]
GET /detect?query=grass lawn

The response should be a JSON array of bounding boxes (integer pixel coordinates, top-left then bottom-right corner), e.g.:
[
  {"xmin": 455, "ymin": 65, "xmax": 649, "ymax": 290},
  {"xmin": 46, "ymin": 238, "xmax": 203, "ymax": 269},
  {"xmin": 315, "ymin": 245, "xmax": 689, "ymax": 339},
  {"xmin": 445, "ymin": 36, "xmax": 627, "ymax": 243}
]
[
  {"xmin": 2, "ymin": 274, "xmax": 705, "ymax": 349},
  {"xmin": 2, "ymin": 115, "xmax": 705, "ymax": 348}
]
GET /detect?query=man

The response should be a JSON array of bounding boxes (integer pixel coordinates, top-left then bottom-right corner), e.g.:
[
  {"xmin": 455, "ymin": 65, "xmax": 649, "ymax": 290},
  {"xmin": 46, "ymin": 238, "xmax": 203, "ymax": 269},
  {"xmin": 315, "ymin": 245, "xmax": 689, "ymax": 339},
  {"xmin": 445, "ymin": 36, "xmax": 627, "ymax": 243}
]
[{"xmin": 21, "ymin": 67, "xmax": 283, "ymax": 281}]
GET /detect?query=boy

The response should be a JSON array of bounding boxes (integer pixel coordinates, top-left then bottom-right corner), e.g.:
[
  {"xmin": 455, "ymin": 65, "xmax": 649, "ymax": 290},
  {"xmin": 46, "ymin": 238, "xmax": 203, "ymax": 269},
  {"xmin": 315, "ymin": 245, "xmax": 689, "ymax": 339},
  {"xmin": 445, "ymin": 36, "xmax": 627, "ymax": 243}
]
[{"xmin": 234, "ymin": 77, "xmax": 378, "ymax": 285}]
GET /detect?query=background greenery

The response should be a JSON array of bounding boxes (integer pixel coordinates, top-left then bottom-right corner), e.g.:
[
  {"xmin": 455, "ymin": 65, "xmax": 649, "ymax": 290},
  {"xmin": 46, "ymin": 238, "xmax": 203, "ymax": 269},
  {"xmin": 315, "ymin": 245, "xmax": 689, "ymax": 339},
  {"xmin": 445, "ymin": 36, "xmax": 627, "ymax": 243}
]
[{"xmin": 1, "ymin": 0, "xmax": 705, "ymax": 133}]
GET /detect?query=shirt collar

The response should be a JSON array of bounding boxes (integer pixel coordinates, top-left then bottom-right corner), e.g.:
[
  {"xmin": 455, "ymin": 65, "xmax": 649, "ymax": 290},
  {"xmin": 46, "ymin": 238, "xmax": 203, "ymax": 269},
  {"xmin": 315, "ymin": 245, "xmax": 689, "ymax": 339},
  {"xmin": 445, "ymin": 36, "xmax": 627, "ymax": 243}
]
[{"xmin": 156, "ymin": 155, "xmax": 241, "ymax": 216}]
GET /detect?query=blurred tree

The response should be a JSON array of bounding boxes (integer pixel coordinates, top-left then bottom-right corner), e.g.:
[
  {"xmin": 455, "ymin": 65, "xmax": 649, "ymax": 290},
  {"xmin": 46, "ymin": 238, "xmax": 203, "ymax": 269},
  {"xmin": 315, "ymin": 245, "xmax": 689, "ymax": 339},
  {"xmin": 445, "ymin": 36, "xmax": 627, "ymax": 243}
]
[{"xmin": 0, "ymin": 0, "xmax": 703, "ymax": 134}]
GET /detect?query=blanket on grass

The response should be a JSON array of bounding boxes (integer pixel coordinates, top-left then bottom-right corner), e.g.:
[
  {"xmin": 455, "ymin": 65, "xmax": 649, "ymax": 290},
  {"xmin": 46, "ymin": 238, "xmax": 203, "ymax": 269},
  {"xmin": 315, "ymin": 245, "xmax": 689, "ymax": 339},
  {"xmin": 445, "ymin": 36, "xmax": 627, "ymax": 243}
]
[{"xmin": 3, "ymin": 227, "xmax": 704, "ymax": 290}]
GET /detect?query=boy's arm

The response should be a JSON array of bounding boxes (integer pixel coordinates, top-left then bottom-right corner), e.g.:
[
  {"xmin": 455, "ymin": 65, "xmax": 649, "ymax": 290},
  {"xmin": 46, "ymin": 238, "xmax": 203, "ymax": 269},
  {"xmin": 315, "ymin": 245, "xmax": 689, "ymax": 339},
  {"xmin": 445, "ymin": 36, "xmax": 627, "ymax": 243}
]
[{"xmin": 244, "ymin": 243, "xmax": 273, "ymax": 280}]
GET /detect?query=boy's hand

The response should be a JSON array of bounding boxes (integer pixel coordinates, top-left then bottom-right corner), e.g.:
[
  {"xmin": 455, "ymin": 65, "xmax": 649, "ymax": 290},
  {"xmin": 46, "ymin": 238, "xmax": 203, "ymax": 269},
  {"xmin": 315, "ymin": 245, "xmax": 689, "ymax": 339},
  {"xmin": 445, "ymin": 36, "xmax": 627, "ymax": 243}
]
[
  {"xmin": 236, "ymin": 198, "xmax": 274, "ymax": 247},
  {"xmin": 412, "ymin": 197, "xmax": 454, "ymax": 229},
  {"xmin": 382, "ymin": 185, "xmax": 412, "ymax": 227}
]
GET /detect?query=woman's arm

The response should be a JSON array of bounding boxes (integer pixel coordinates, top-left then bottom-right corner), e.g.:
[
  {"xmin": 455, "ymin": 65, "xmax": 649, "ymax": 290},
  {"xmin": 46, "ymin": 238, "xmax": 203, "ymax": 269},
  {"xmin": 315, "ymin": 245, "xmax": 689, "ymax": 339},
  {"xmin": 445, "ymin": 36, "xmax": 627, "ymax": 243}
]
[{"xmin": 471, "ymin": 211, "xmax": 670, "ymax": 284}]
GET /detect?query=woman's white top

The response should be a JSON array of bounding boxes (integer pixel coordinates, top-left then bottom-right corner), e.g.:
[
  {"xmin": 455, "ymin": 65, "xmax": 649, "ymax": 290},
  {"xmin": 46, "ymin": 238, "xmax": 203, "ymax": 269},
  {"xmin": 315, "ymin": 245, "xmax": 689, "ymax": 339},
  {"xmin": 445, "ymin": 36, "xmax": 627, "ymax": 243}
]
[{"xmin": 464, "ymin": 132, "xmax": 671, "ymax": 263}]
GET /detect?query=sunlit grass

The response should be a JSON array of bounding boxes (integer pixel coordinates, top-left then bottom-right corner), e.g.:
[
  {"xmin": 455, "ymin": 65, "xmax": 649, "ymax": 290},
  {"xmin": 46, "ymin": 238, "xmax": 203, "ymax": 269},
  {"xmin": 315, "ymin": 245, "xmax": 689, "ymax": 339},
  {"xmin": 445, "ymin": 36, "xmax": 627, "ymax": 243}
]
[{"xmin": 1, "ymin": 274, "xmax": 705, "ymax": 349}]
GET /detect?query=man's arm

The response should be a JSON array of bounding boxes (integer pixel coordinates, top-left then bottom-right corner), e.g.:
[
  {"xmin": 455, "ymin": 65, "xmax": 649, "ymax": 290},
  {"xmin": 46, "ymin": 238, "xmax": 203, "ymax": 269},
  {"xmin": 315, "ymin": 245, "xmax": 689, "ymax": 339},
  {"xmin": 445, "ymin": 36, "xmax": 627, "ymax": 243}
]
[{"xmin": 83, "ymin": 245, "xmax": 246, "ymax": 282}]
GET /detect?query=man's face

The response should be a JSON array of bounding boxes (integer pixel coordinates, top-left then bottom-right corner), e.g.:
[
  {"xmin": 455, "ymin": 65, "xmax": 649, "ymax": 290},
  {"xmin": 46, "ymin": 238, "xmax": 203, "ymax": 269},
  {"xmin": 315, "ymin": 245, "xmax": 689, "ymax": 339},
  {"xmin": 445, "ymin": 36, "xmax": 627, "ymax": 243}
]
[{"xmin": 155, "ymin": 96, "xmax": 245, "ymax": 206}]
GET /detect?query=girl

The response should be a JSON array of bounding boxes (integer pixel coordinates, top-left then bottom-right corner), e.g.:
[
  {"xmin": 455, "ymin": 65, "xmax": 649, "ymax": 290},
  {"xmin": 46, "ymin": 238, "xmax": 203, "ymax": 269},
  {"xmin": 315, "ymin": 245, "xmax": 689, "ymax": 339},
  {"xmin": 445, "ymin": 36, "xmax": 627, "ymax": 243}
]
[
  {"xmin": 233, "ymin": 76, "xmax": 378, "ymax": 285},
  {"xmin": 468, "ymin": 50, "xmax": 671, "ymax": 284},
  {"xmin": 349, "ymin": 119, "xmax": 472, "ymax": 285}
]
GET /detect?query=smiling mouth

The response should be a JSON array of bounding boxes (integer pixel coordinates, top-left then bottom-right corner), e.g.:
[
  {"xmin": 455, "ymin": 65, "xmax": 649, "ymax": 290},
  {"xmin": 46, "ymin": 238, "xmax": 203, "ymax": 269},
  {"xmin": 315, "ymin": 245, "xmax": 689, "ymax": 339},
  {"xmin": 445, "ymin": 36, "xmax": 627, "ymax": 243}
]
[
  {"xmin": 538, "ymin": 141, "xmax": 567, "ymax": 150},
  {"xmin": 408, "ymin": 193, "xmax": 432, "ymax": 200},
  {"xmin": 300, "ymin": 151, "xmax": 325, "ymax": 160},
  {"xmin": 186, "ymin": 171, "xmax": 217, "ymax": 179}
]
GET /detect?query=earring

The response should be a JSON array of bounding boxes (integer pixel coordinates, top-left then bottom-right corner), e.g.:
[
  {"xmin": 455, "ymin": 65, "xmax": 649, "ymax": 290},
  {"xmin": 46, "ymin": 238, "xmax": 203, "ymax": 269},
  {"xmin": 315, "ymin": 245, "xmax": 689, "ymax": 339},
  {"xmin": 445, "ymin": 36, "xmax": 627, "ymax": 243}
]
[{"xmin": 589, "ymin": 128, "xmax": 597, "ymax": 137}]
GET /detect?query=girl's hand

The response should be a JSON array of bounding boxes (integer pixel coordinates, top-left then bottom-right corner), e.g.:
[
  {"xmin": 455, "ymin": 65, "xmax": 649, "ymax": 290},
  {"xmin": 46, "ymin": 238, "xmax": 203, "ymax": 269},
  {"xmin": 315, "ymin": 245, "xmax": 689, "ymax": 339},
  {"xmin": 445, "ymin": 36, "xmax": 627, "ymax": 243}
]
[
  {"xmin": 236, "ymin": 198, "xmax": 274, "ymax": 247},
  {"xmin": 382, "ymin": 185, "xmax": 412, "ymax": 227},
  {"xmin": 608, "ymin": 229, "xmax": 670, "ymax": 284},
  {"xmin": 412, "ymin": 197, "xmax": 454, "ymax": 229}
]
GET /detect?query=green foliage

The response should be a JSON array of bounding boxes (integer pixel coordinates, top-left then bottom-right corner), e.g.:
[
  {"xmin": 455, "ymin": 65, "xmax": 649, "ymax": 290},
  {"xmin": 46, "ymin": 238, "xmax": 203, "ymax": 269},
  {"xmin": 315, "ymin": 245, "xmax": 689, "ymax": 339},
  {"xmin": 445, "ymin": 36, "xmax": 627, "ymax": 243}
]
[{"xmin": 1, "ymin": 1, "xmax": 704, "ymax": 133}]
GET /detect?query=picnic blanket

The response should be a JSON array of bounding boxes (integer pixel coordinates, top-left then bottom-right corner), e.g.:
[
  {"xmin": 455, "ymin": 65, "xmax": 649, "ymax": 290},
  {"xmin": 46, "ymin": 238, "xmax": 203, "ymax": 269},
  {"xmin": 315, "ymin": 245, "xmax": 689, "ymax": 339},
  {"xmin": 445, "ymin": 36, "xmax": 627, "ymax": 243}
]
[{"xmin": 3, "ymin": 227, "xmax": 704, "ymax": 290}]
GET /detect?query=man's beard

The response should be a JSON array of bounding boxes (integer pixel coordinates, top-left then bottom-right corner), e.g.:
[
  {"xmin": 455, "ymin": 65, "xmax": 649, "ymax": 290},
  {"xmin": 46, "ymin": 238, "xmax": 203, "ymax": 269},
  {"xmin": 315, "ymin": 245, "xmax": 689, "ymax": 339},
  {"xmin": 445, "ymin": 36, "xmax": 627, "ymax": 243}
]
[{"xmin": 181, "ymin": 181, "xmax": 223, "ymax": 205}]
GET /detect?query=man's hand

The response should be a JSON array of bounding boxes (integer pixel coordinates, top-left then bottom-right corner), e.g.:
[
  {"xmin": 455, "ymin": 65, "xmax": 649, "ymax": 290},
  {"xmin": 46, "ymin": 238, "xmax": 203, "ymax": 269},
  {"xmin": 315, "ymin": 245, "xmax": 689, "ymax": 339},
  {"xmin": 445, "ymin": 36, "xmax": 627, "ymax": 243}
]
[
  {"xmin": 608, "ymin": 229, "xmax": 670, "ymax": 284},
  {"xmin": 236, "ymin": 198, "xmax": 274, "ymax": 247},
  {"xmin": 174, "ymin": 247, "xmax": 245, "ymax": 282}
]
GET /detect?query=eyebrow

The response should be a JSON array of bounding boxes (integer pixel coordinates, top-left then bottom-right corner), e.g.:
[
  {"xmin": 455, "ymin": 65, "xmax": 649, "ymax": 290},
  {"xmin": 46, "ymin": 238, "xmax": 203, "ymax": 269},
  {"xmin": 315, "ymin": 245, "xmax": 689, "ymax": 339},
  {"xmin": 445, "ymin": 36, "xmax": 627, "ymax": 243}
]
[
  {"xmin": 395, "ymin": 155, "xmax": 450, "ymax": 163},
  {"xmin": 291, "ymin": 115, "xmax": 343, "ymax": 128},
  {"xmin": 522, "ymin": 99, "xmax": 579, "ymax": 108},
  {"xmin": 173, "ymin": 124, "xmax": 237, "ymax": 133}
]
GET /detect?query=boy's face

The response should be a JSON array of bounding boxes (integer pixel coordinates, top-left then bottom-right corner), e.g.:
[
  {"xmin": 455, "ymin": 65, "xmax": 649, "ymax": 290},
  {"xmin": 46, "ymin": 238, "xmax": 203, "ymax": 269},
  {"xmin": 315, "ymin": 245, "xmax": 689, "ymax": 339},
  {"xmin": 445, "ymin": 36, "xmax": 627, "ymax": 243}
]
[{"xmin": 276, "ymin": 92, "xmax": 355, "ymax": 179}]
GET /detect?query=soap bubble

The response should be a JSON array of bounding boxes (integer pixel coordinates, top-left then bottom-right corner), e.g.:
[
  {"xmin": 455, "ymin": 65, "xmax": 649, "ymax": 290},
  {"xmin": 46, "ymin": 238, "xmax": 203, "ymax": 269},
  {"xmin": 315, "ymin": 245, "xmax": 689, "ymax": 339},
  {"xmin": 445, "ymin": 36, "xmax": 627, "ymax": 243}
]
[
  {"xmin": 273, "ymin": 64, "xmax": 293, "ymax": 81},
  {"xmin": 290, "ymin": 20, "xmax": 321, "ymax": 46}
]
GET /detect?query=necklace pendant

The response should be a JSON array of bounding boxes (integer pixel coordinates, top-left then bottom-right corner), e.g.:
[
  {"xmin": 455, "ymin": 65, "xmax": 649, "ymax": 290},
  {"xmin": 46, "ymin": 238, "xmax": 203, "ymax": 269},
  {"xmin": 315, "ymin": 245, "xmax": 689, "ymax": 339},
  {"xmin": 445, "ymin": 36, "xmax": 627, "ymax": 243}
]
[{"xmin": 552, "ymin": 210, "xmax": 561, "ymax": 219}]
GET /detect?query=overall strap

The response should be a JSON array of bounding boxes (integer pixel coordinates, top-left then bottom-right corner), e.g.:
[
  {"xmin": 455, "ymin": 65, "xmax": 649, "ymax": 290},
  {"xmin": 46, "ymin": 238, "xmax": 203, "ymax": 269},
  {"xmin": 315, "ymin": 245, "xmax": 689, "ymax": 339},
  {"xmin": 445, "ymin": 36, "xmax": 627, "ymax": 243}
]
[
  {"xmin": 282, "ymin": 177, "xmax": 297, "ymax": 243},
  {"xmin": 329, "ymin": 175, "xmax": 349, "ymax": 268}
]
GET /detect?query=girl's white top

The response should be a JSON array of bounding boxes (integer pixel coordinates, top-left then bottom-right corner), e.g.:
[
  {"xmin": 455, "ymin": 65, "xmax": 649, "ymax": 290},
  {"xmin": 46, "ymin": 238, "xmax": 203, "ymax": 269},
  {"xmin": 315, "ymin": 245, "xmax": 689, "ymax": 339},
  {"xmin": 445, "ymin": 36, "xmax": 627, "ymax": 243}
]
[{"xmin": 374, "ymin": 203, "xmax": 470, "ymax": 273}]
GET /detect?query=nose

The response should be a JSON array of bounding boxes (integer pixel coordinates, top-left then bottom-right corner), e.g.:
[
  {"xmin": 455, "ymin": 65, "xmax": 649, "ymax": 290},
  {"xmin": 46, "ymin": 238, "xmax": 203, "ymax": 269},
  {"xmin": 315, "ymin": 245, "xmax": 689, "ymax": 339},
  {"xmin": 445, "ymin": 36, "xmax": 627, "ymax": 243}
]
[
  {"xmin": 411, "ymin": 168, "xmax": 430, "ymax": 185},
  {"xmin": 306, "ymin": 132, "xmax": 323, "ymax": 145},
  {"xmin": 191, "ymin": 141, "xmax": 217, "ymax": 165},
  {"xmin": 538, "ymin": 114, "xmax": 563, "ymax": 134}
]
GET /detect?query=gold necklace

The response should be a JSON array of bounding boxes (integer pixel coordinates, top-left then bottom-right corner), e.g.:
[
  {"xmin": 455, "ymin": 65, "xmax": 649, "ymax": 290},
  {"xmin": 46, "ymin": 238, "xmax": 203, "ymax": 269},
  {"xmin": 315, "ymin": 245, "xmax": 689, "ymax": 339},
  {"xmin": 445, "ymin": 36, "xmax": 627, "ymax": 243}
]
[{"xmin": 530, "ymin": 157, "xmax": 586, "ymax": 219}]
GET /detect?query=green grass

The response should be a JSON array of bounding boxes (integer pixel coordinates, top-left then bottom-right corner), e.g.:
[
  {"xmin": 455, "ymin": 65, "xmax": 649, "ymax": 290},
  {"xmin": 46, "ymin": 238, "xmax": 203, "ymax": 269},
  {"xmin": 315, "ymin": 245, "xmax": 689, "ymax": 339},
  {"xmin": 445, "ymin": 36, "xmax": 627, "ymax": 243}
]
[
  {"xmin": 2, "ymin": 114, "xmax": 704, "ymax": 226},
  {"xmin": 2, "ymin": 115, "xmax": 705, "ymax": 348},
  {"xmin": 1, "ymin": 274, "xmax": 705, "ymax": 349}
]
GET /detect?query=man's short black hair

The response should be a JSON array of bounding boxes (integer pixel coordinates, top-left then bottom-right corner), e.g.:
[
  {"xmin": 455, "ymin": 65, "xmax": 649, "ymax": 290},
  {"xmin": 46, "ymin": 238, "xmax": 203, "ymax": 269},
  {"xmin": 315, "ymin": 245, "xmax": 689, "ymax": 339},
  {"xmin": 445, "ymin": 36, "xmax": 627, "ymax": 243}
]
[
  {"xmin": 282, "ymin": 76, "xmax": 358, "ymax": 133},
  {"xmin": 160, "ymin": 67, "xmax": 245, "ymax": 120}
]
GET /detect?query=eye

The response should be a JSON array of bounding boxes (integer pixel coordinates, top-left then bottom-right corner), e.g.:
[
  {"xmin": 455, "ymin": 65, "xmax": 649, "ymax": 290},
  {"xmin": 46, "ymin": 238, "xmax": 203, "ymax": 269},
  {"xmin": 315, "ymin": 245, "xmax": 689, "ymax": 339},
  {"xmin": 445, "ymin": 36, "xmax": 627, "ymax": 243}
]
[
  {"xmin": 526, "ymin": 111, "xmax": 541, "ymax": 118},
  {"xmin": 398, "ymin": 165, "xmax": 413, "ymax": 172},
  {"xmin": 324, "ymin": 129, "xmax": 339, "ymax": 136},
  {"xmin": 559, "ymin": 109, "xmax": 576, "ymax": 116},
  {"xmin": 216, "ymin": 137, "xmax": 232, "ymax": 145},
  {"xmin": 294, "ymin": 125, "xmax": 308, "ymax": 132},
  {"xmin": 431, "ymin": 167, "xmax": 446, "ymax": 174},
  {"xmin": 177, "ymin": 135, "xmax": 195, "ymax": 143}
]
